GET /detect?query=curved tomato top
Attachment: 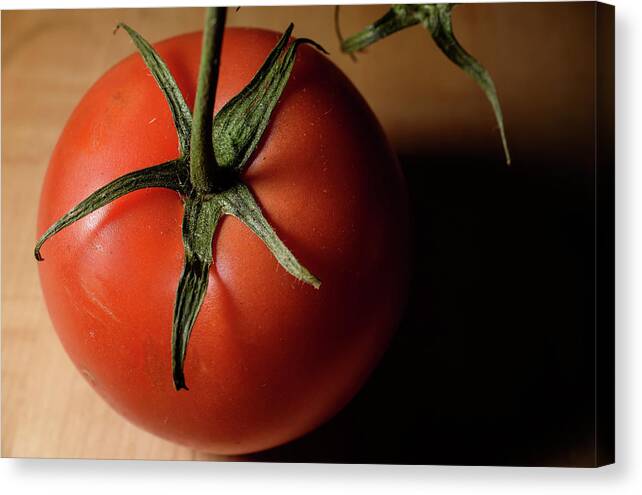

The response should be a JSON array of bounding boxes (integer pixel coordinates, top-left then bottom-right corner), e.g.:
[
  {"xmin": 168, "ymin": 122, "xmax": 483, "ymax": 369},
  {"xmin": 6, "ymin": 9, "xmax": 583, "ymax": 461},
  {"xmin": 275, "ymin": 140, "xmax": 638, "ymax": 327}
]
[{"xmin": 37, "ymin": 28, "xmax": 409, "ymax": 454}]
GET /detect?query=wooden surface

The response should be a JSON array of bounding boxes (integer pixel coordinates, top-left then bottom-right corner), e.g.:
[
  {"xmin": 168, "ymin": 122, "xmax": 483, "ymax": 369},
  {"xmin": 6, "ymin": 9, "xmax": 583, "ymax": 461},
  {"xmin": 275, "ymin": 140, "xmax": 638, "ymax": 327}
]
[{"xmin": 2, "ymin": 4, "xmax": 595, "ymax": 460}]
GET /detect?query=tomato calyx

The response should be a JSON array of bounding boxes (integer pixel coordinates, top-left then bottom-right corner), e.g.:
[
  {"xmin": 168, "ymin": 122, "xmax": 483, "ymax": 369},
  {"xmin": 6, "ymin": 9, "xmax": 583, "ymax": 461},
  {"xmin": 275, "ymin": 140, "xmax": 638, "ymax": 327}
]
[
  {"xmin": 336, "ymin": 3, "xmax": 511, "ymax": 165},
  {"xmin": 35, "ymin": 7, "xmax": 324, "ymax": 391}
]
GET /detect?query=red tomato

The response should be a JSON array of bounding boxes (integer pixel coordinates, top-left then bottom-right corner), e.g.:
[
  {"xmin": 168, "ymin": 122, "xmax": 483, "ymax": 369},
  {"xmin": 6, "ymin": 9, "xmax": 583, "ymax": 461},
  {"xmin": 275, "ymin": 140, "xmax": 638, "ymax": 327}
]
[{"xmin": 37, "ymin": 27, "xmax": 409, "ymax": 454}]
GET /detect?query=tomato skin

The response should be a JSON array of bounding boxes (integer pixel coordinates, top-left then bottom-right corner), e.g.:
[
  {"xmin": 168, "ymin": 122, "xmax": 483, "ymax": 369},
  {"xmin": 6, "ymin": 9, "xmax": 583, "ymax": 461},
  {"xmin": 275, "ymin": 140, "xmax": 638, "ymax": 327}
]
[{"xmin": 37, "ymin": 28, "xmax": 409, "ymax": 454}]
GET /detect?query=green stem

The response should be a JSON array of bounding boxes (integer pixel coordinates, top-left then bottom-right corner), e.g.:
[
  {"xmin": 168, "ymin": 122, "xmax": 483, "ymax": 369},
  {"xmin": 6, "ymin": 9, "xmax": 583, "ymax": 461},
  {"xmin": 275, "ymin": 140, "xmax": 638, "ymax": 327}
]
[
  {"xmin": 424, "ymin": 4, "xmax": 511, "ymax": 165},
  {"xmin": 116, "ymin": 23, "xmax": 193, "ymax": 157},
  {"xmin": 36, "ymin": 11, "xmax": 324, "ymax": 392},
  {"xmin": 339, "ymin": 4, "xmax": 511, "ymax": 165},
  {"xmin": 190, "ymin": 6, "xmax": 227, "ymax": 192},
  {"xmin": 340, "ymin": 5, "xmax": 422, "ymax": 54},
  {"xmin": 35, "ymin": 160, "xmax": 185, "ymax": 261},
  {"xmin": 172, "ymin": 197, "xmax": 222, "ymax": 390},
  {"xmin": 220, "ymin": 183, "xmax": 321, "ymax": 288}
]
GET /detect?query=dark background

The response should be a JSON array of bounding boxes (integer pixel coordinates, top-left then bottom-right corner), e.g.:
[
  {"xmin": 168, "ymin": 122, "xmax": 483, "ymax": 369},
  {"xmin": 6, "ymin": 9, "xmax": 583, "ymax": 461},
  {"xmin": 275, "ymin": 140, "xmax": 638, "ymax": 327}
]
[{"xmin": 247, "ymin": 153, "xmax": 603, "ymax": 466}]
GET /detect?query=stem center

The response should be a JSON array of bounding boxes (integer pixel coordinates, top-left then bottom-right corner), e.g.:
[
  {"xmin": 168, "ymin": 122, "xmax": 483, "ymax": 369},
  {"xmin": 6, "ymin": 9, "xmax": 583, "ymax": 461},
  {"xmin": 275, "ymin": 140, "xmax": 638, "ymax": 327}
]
[{"xmin": 189, "ymin": 6, "xmax": 227, "ymax": 193}]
